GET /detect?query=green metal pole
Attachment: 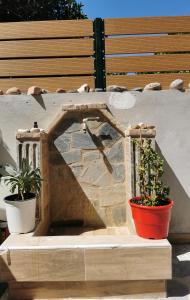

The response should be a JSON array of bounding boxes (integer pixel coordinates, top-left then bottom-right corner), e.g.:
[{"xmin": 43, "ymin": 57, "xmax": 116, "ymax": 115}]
[{"xmin": 93, "ymin": 18, "xmax": 106, "ymax": 90}]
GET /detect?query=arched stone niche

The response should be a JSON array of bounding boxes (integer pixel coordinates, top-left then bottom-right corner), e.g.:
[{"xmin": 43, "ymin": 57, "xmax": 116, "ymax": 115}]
[{"xmin": 47, "ymin": 103, "xmax": 127, "ymax": 229}]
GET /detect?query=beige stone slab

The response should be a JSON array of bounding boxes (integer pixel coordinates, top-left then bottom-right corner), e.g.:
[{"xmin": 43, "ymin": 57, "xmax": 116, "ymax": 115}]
[
  {"xmin": 127, "ymin": 128, "xmax": 156, "ymax": 138},
  {"xmin": 1, "ymin": 234, "xmax": 40, "ymax": 249},
  {"xmin": 85, "ymin": 246, "xmax": 171, "ymax": 281},
  {"xmin": 62, "ymin": 103, "xmax": 107, "ymax": 111},
  {"xmin": 0, "ymin": 249, "xmax": 38, "ymax": 281},
  {"xmin": 8, "ymin": 280, "xmax": 166, "ymax": 299},
  {"xmin": 37, "ymin": 249, "xmax": 85, "ymax": 281}
]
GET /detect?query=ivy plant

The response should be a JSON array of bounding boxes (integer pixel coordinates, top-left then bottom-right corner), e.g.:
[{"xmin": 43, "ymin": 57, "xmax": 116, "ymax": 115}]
[{"xmin": 132, "ymin": 137, "xmax": 169, "ymax": 206}]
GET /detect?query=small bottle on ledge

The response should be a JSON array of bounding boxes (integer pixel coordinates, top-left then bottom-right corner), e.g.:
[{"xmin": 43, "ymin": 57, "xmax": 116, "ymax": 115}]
[{"xmin": 30, "ymin": 121, "xmax": 40, "ymax": 133}]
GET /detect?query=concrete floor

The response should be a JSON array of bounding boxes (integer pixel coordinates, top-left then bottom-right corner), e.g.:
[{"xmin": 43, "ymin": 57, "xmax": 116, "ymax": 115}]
[{"xmin": 159, "ymin": 244, "xmax": 190, "ymax": 300}]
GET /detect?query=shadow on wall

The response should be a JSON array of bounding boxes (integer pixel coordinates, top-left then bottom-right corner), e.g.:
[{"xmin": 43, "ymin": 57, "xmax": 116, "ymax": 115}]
[
  {"xmin": 0, "ymin": 130, "xmax": 16, "ymax": 167},
  {"xmin": 0, "ymin": 130, "xmax": 16, "ymax": 220},
  {"xmin": 49, "ymin": 146, "xmax": 106, "ymax": 232},
  {"xmin": 156, "ymin": 143, "xmax": 190, "ymax": 233}
]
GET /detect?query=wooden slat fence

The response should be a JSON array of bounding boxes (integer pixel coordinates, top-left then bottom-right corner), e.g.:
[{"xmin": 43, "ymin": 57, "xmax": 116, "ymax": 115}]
[
  {"xmin": 0, "ymin": 19, "xmax": 94, "ymax": 92},
  {"xmin": 0, "ymin": 16, "xmax": 190, "ymax": 91},
  {"xmin": 105, "ymin": 16, "xmax": 190, "ymax": 89}
]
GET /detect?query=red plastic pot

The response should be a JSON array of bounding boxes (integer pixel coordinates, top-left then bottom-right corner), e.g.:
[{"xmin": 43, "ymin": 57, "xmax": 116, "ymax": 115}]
[{"xmin": 129, "ymin": 197, "xmax": 173, "ymax": 239}]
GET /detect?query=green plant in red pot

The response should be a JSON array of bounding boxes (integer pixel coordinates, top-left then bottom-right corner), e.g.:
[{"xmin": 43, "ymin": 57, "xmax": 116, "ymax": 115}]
[{"xmin": 129, "ymin": 136, "xmax": 173, "ymax": 239}]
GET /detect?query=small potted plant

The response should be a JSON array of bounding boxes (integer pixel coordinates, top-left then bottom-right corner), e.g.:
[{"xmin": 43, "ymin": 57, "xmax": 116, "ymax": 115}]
[
  {"xmin": 129, "ymin": 136, "xmax": 173, "ymax": 239},
  {"xmin": 1, "ymin": 159, "xmax": 42, "ymax": 234}
]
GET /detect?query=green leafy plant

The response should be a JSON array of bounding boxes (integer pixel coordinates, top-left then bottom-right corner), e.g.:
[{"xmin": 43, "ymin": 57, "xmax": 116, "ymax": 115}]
[
  {"xmin": 132, "ymin": 137, "xmax": 169, "ymax": 206},
  {"xmin": 1, "ymin": 159, "xmax": 42, "ymax": 201}
]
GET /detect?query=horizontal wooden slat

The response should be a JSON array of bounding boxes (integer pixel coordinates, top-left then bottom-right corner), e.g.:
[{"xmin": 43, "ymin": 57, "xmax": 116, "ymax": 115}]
[
  {"xmin": 0, "ymin": 39, "xmax": 93, "ymax": 58},
  {"xmin": 106, "ymin": 73, "xmax": 190, "ymax": 89},
  {"xmin": 106, "ymin": 34, "xmax": 190, "ymax": 55},
  {"xmin": 105, "ymin": 16, "xmax": 190, "ymax": 35},
  {"xmin": 106, "ymin": 54, "xmax": 190, "ymax": 73},
  {"xmin": 0, "ymin": 57, "xmax": 94, "ymax": 77},
  {"xmin": 0, "ymin": 76, "xmax": 94, "ymax": 92},
  {"xmin": 0, "ymin": 20, "xmax": 93, "ymax": 40}
]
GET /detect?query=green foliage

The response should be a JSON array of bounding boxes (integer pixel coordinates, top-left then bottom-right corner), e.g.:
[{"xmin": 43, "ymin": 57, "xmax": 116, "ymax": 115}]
[
  {"xmin": 134, "ymin": 138, "xmax": 169, "ymax": 206},
  {"xmin": 1, "ymin": 159, "xmax": 42, "ymax": 201},
  {"xmin": 0, "ymin": 0, "xmax": 87, "ymax": 22}
]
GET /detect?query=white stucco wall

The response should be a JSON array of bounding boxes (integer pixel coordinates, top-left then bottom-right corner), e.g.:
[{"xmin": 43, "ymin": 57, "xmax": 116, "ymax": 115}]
[{"xmin": 0, "ymin": 90, "xmax": 189, "ymax": 233}]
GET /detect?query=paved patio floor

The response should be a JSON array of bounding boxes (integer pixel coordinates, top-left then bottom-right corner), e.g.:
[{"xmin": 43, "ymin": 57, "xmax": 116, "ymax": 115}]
[{"xmin": 160, "ymin": 244, "xmax": 190, "ymax": 300}]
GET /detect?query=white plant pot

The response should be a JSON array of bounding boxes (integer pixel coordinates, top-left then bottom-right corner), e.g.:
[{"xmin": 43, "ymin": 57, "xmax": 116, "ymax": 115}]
[{"xmin": 4, "ymin": 194, "xmax": 36, "ymax": 234}]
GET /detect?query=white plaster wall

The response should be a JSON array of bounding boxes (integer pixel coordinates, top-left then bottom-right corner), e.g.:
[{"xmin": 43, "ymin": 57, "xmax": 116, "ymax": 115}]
[{"xmin": 0, "ymin": 90, "xmax": 190, "ymax": 233}]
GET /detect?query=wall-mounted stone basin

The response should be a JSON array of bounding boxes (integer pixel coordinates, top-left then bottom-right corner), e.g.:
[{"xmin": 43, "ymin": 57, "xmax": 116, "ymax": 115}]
[{"xmin": 0, "ymin": 103, "xmax": 172, "ymax": 299}]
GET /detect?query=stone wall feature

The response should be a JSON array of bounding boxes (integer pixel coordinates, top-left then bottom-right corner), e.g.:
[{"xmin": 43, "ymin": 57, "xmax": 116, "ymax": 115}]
[
  {"xmin": 112, "ymin": 205, "xmax": 127, "ymax": 226},
  {"xmin": 112, "ymin": 164, "xmax": 125, "ymax": 183},
  {"xmin": 54, "ymin": 134, "xmax": 71, "ymax": 153},
  {"xmin": 100, "ymin": 185, "xmax": 126, "ymax": 207},
  {"xmin": 83, "ymin": 151, "xmax": 100, "ymax": 162},
  {"xmin": 98, "ymin": 123, "xmax": 121, "ymax": 147},
  {"xmin": 61, "ymin": 149, "xmax": 81, "ymax": 165},
  {"xmin": 80, "ymin": 160, "xmax": 106, "ymax": 185},
  {"xmin": 106, "ymin": 141, "xmax": 124, "ymax": 163},
  {"xmin": 48, "ymin": 108, "xmax": 126, "ymax": 227},
  {"xmin": 72, "ymin": 132, "xmax": 98, "ymax": 150}
]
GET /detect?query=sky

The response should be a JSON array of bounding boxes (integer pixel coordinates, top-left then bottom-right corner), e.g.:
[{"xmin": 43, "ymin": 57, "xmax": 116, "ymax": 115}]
[{"xmin": 79, "ymin": 0, "xmax": 190, "ymax": 19}]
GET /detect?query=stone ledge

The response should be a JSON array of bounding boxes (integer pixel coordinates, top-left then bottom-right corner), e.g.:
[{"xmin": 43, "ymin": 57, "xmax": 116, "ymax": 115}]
[
  {"xmin": 126, "ymin": 129, "xmax": 156, "ymax": 138},
  {"xmin": 62, "ymin": 103, "xmax": 107, "ymax": 111},
  {"xmin": 16, "ymin": 132, "xmax": 47, "ymax": 142}
]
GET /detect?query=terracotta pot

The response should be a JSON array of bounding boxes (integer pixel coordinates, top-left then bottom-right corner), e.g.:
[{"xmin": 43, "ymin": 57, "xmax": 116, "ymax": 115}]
[{"xmin": 129, "ymin": 197, "xmax": 173, "ymax": 239}]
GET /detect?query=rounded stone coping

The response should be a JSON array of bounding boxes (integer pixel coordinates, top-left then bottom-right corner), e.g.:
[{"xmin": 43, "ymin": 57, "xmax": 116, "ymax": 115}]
[{"xmin": 0, "ymin": 234, "xmax": 171, "ymax": 251}]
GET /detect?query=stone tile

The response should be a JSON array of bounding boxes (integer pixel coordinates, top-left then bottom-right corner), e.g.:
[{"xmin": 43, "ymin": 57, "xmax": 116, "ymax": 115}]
[
  {"xmin": 100, "ymin": 185, "xmax": 126, "ymax": 207},
  {"xmin": 80, "ymin": 183, "xmax": 100, "ymax": 200},
  {"xmin": 72, "ymin": 132, "xmax": 98, "ymax": 150},
  {"xmin": 112, "ymin": 164, "xmax": 125, "ymax": 183},
  {"xmin": 61, "ymin": 150, "xmax": 81, "ymax": 165},
  {"xmin": 98, "ymin": 122, "xmax": 121, "ymax": 147},
  {"xmin": 80, "ymin": 160, "xmax": 106, "ymax": 184},
  {"xmin": 112, "ymin": 205, "xmax": 126, "ymax": 225},
  {"xmin": 38, "ymin": 249, "xmax": 85, "ymax": 281},
  {"xmin": 70, "ymin": 164, "xmax": 83, "ymax": 177},
  {"xmin": 95, "ymin": 172, "xmax": 112, "ymax": 187},
  {"xmin": 64, "ymin": 119, "xmax": 81, "ymax": 133},
  {"xmin": 54, "ymin": 134, "xmax": 71, "ymax": 153},
  {"xmin": 87, "ymin": 120, "xmax": 103, "ymax": 129},
  {"xmin": 83, "ymin": 150, "xmax": 100, "ymax": 161},
  {"xmin": 106, "ymin": 141, "xmax": 124, "ymax": 163}
]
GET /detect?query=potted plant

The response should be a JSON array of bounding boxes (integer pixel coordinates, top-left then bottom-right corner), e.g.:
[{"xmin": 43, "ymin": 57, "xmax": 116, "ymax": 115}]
[
  {"xmin": 1, "ymin": 159, "xmax": 42, "ymax": 234},
  {"xmin": 129, "ymin": 136, "xmax": 173, "ymax": 239}
]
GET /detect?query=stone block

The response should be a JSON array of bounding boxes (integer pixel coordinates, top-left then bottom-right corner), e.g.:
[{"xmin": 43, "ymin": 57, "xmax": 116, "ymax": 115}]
[
  {"xmin": 72, "ymin": 132, "xmax": 98, "ymax": 150},
  {"xmin": 112, "ymin": 205, "xmax": 126, "ymax": 225},
  {"xmin": 79, "ymin": 183, "xmax": 100, "ymax": 201},
  {"xmin": 80, "ymin": 160, "xmax": 106, "ymax": 184},
  {"xmin": 106, "ymin": 141, "xmax": 124, "ymax": 163},
  {"xmin": 54, "ymin": 134, "xmax": 71, "ymax": 153},
  {"xmin": 98, "ymin": 123, "xmax": 121, "ymax": 147},
  {"xmin": 100, "ymin": 185, "xmax": 126, "ymax": 207},
  {"xmin": 95, "ymin": 172, "xmax": 112, "ymax": 187},
  {"xmin": 112, "ymin": 164, "xmax": 125, "ymax": 183},
  {"xmin": 27, "ymin": 86, "xmax": 42, "ymax": 95},
  {"xmin": 87, "ymin": 120, "xmax": 103, "ymax": 129},
  {"xmin": 61, "ymin": 150, "xmax": 81, "ymax": 165},
  {"xmin": 65, "ymin": 120, "xmax": 81, "ymax": 133},
  {"xmin": 6, "ymin": 87, "xmax": 21, "ymax": 95},
  {"xmin": 70, "ymin": 164, "xmax": 83, "ymax": 177},
  {"xmin": 83, "ymin": 151, "xmax": 100, "ymax": 161}
]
